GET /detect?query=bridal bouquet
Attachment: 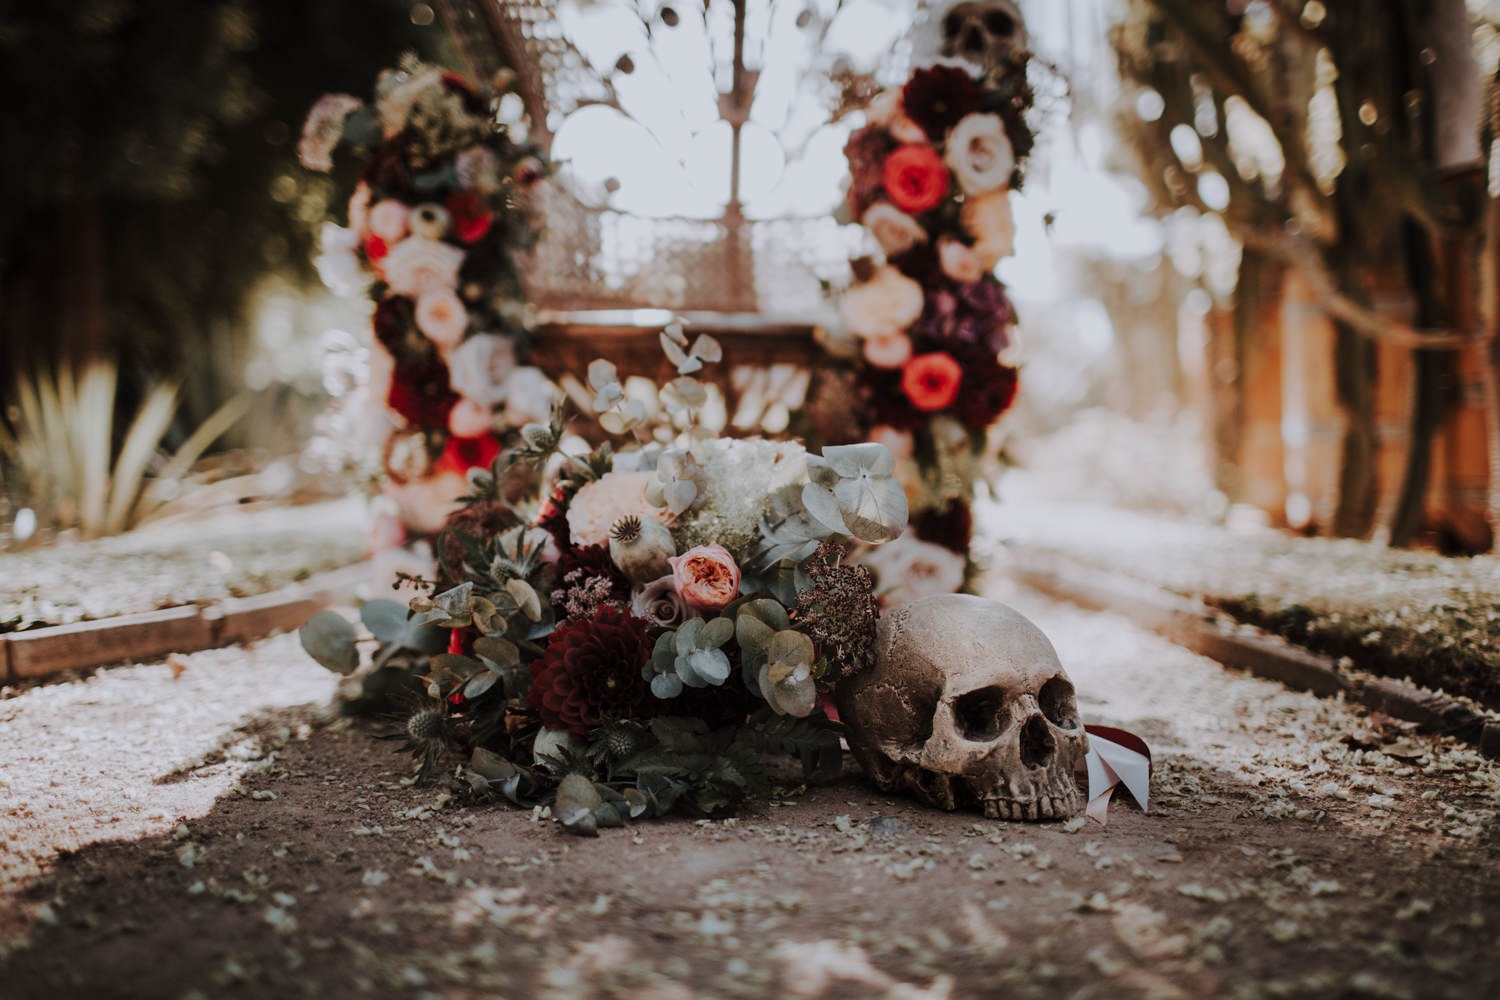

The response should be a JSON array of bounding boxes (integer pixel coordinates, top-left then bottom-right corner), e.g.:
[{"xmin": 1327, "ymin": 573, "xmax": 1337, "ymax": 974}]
[
  {"xmin": 300, "ymin": 330, "xmax": 909, "ymax": 833},
  {"xmin": 299, "ymin": 56, "xmax": 552, "ymax": 542},
  {"xmin": 819, "ymin": 54, "xmax": 1035, "ymax": 595}
]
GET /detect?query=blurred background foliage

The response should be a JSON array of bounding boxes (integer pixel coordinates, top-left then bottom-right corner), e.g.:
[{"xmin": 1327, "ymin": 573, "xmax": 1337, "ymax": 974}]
[{"xmin": 0, "ymin": 0, "xmax": 446, "ymax": 453}]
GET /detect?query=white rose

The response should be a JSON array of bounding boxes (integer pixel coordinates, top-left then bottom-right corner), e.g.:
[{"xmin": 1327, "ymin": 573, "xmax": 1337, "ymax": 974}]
[
  {"xmin": 860, "ymin": 532, "xmax": 967, "ymax": 607},
  {"xmin": 447, "ymin": 334, "xmax": 517, "ymax": 407},
  {"xmin": 961, "ymin": 190, "xmax": 1016, "ymax": 269},
  {"xmin": 862, "ymin": 202, "xmax": 928, "ymax": 257},
  {"xmin": 838, "ymin": 264, "xmax": 925, "ymax": 340},
  {"xmin": 944, "ymin": 113, "xmax": 1015, "ymax": 196},
  {"xmin": 382, "ymin": 237, "xmax": 466, "ymax": 297},
  {"xmin": 314, "ymin": 225, "xmax": 364, "ymax": 295},
  {"xmin": 501, "ymin": 367, "xmax": 557, "ymax": 426}
]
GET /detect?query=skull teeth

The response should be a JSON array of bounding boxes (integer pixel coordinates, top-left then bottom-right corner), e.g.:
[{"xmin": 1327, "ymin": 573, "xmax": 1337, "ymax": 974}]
[{"xmin": 980, "ymin": 792, "xmax": 1079, "ymax": 821}]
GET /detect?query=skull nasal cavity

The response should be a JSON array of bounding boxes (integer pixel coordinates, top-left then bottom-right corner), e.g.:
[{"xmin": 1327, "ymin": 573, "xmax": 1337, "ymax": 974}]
[
  {"xmin": 1020, "ymin": 714, "xmax": 1054, "ymax": 768},
  {"xmin": 954, "ymin": 687, "xmax": 1008, "ymax": 741}
]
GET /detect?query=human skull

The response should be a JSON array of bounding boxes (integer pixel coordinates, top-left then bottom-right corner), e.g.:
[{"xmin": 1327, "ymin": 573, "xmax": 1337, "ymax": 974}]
[
  {"xmin": 836, "ymin": 594, "xmax": 1087, "ymax": 821},
  {"xmin": 939, "ymin": 1, "xmax": 1030, "ymax": 71}
]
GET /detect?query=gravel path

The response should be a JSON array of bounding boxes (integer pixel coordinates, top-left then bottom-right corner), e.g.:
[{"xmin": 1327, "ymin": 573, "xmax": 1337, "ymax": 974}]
[{"xmin": 1, "ymin": 584, "xmax": 1497, "ymax": 998}]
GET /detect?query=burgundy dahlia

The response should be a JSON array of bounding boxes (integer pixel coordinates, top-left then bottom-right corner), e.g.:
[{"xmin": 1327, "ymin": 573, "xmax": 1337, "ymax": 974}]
[
  {"xmin": 901, "ymin": 65, "xmax": 982, "ymax": 143},
  {"xmin": 527, "ymin": 606, "xmax": 658, "ymax": 737},
  {"xmin": 388, "ymin": 353, "xmax": 459, "ymax": 429},
  {"xmin": 948, "ymin": 345, "xmax": 1019, "ymax": 431},
  {"xmin": 912, "ymin": 498, "xmax": 974, "ymax": 554}
]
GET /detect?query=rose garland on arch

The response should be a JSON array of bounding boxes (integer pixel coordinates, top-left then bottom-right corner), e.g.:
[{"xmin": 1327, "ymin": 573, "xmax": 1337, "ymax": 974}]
[
  {"xmin": 299, "ymin": 55, "xmax": 554, "ymax": 546},
  {"xmin": 299, "ymin": 328, "xmax": 911, "ymax": 834},
  {"xmin": 816, "ymin": 56, "xmax": 1035, "ymax": 600}
]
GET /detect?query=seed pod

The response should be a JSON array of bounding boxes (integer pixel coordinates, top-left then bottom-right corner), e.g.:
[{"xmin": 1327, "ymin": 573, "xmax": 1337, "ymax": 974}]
[{"xmin": 608, "ymin": 514, "xmax": 676, "ymax": 583}]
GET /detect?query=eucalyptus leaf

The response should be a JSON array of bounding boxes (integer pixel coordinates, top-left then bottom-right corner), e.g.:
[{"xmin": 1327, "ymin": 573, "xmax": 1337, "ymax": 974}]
[
  {"xmin": 470, "ymin": 747, "xmax": 515, "ymax": 781},
  {"xmin": 800, "ymin": 483, "xmax": 849, "ymax": 536},
  {"xmin": 668, "ymin": 377, "xmax": 707, "ymax": 408},
  {"xmin": 359, "ymin": 600, "xmax": 410, "ymax": 646},
  {"xmin": 823, "ymin": 442, "xmax": 895, "ymax": 478},
  {"xmin": 833, "ymin": 474, "xmax": 908, "ymax": 543},
  {"xmin": 464, "ymin": 671, "xmax": 500, "ymax": 699},
  {"xmin": 587, "ymin": 359, "xmax": 618, "ymax": 391},
  {"xmin": 735, "ymin": 614, "xmax": 774, "ymax": 657},
  {"xmin": 555, "ymin": 773, "xmax": 600, "ymax": 827},
  {"xmin": 651, "ymin": 673, "xmax": 685, "ymax": 698},
  {"xmin": 473, "ymin": 635, "xmax": 520, "ymax": 671},
  {"xmin": 689, "ymin": 334, "xmax": 722, "ymax": 363},
  {"xmin": 599, "ymin": 409, "xmax": 638, "ymax": 435},
  {"xmin": 664, "ymin": 480, "xmax": 697, "ymax": 515},
  {"xmin": 505, "ymin": 579, "xmax": 542, "ymax": 621},
  {"xmin": 703, "ymin": 616, "xmax": 735, "ymax": 648},
  {"xmin": 298, "ymin": 611, "xmax": 359, "ymax": 674}
]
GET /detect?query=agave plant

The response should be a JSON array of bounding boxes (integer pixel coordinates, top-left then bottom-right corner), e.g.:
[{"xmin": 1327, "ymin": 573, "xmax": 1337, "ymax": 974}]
[{"xmin": 0, "ymin": 361, "xmax": 247, "ymax": 541}]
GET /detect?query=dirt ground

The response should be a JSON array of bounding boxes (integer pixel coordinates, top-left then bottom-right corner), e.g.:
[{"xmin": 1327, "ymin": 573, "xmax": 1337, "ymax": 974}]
[{"xmin": 2, "ymin": 582, "xmax": 1498, "ymax": 999}]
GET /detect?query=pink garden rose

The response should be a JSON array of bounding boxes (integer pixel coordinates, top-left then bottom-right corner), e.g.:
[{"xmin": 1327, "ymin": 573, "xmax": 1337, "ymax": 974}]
[
  {"xmin": 669, "ymin": 544, "xmax": 741, "ymax": 612},
  {"xmin": 415, "ymin": 287, "xmax": 469, "ymax": 351}
]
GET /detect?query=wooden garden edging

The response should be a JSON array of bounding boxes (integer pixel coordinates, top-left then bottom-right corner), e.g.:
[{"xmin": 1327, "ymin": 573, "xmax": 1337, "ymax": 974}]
[
  {"xmin": 1004, "ymin": 548, "xmax": 1500, "ymax": 761},
  {"xmin": 0, "ymin": 562, "xmax": 369, "ymax": 683}
]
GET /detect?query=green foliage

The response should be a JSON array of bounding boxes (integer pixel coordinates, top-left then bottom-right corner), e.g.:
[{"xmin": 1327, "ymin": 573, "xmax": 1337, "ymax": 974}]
[
  {"xmin": 0, "ymin": 361, "xmax": 246, "ymax": 539},
  {"xmin": 0, "ymin": 0, "xmax": 443, "ymax": 443},
  {"xmin": 646, "ymin": 616, "xmax": 735, "ymax": 697},
  {"xmin": 298, "ymin": 610, "xmax": 359, "ymax": 674}
]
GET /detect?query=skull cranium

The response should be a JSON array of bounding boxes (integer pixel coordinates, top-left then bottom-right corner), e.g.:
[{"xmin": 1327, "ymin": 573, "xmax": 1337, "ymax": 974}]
[
  {"xmin": 939, "ymin": 0, "xmax": 1030, "ymax": 71},
  {"xmin": 836, "ymin": 594, "xmax": 1087, "ymax": 821}
]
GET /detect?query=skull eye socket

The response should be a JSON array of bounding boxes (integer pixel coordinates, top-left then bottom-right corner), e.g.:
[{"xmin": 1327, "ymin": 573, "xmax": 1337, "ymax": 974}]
[
  {"xmin": 1039, "ymin": 676, "xmax": 1079, "ymax": 729},
  {"xmin": 985, "ymin": 10, "xmax": 1017, "ymax": 36},
  {"xmin": 943, "ymin": 12, "xmax": 964, "ymax": 37},
  {"xmin": 953, "ymin": 686, "xmax": 1009, "ymax": 741}
]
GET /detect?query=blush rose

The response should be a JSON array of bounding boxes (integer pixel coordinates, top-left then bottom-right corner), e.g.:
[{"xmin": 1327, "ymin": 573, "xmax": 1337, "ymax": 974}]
[{"xmin": 669, "ymin": 544, "xmax": 741, "ymax": 612}]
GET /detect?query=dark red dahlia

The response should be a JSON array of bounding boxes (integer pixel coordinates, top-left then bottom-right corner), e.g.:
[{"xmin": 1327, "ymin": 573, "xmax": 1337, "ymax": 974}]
[
  {"xmin": 912, "ymin": 498, "xmax": 974, "ymax": 553},
  {"xmin": 388, "ymin": 353, "xmax": 459, "ymax": 429},
  {"xmin": 901, "ymin": 65, "xmax": 982, "ymax": 143},
  {"xmin": 947, "ymin": 344, "xmax": 1019, "ymax": 431},
  {"xmin": 527, "ymin": 606, "xmax": 659, "ymax": 737}
]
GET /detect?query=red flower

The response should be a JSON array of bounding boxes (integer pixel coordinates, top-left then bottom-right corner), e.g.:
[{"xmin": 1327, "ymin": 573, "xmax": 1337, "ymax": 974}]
[
  {"xmin": 527, "ymin": 606, "xmax": 659, "ymax": 737},
  {"xmin": 365, "ymin": 235, "xmax": 390, "ymax": 262},
  {"xmin": 535, "ymin": 485, "xmax": 575, "ymax": 554},
  {"xmin": 388, "ymin": 355, "xmax": 459, "ymax": 428},
  {"xmin": 446, "ymin": 191, "xmax": 494, "ymax": 244},
  {"xmin": 435, "ymin": 433, "xmax": 501, "ymax": 476},
  {"xmin": 448, "ymin": 626, "xmax": 475, "ymax": 656},
  {"xmin": 901, "ymin": 65, "xmax": 982, "ymax": 143},
  {"xmin": 901, "ymin": 352, "xmax": 963, "ymax": 411},
  {"xmin": 883, "ymin": 145, "xmax": 949, "ymax": 215}
]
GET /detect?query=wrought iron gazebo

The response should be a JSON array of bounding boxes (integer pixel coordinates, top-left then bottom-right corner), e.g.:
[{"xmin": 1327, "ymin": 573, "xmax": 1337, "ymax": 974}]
[{"xmin": 433, "ymin": 0, "xmax": 934, "ymax": 317}]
